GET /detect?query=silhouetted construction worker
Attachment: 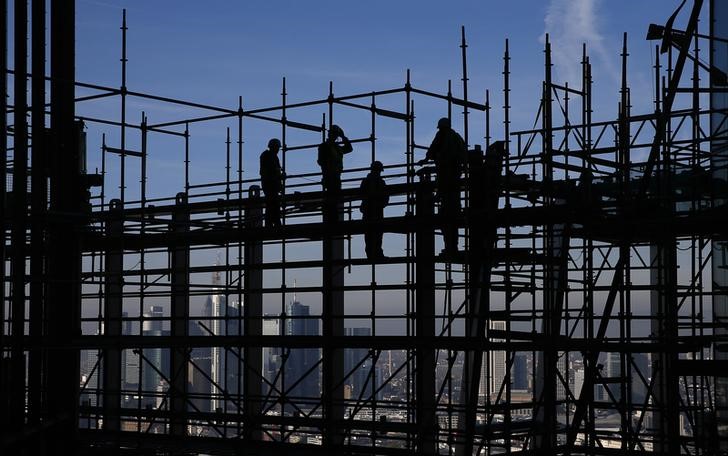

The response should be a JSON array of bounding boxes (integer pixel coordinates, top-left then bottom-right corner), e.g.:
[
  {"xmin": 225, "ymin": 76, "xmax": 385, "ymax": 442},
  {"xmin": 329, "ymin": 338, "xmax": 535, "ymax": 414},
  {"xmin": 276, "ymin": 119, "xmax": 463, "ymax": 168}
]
[
  {"xmin": 317, "ymin": 124, "xmax": 353, "ymax": 192},
  {"xmin": 317, "ymin": 124, "xmax": 353, "ymax": 220},
  {"xmin": 359, "ymin": 161, "xmax": 389, "ymax": 260},
  {"xmin": 260, "ymin": 138, "xmax": 284, "ymax": 227},
  {"xmin": 418, "ymin": 117, "xmax": 466, "ymax": 256}
]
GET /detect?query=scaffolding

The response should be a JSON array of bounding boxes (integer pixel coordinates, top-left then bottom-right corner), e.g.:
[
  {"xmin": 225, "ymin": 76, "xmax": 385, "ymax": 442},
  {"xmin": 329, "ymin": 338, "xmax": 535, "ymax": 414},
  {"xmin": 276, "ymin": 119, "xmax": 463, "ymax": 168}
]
[{"xmin": 1, "ymin": 0, "xmax": 727, "ymax": 455}]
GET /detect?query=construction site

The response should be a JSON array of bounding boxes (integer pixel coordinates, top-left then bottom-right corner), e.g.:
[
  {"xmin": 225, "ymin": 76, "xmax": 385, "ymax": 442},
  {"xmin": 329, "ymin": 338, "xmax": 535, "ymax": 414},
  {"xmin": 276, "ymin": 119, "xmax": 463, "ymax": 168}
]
[{"xmin": 1, "ymin": 0, "xmax": 727, "ymax": 454}]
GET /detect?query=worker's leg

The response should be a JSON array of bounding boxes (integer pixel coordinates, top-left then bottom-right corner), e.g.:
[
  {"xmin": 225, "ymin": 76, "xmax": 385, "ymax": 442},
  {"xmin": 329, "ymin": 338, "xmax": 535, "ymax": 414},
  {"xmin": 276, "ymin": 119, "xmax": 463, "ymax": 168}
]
[
  {"xmin": 323, "ymin": 174, "xmax": 342, "ymax": 222},
  {"xmin": 364, "ymin": 229, "xmax": 384, "ymax": 260},
  {"xmin": 374, "ymin": 229, "xmax": 384, "ymax": 258},
  {"xmin": 269, "ymin": 194, "xmax": 281, "ymax": 227},
  {"xmin": 364, "ymin": 229, "xmax": 374, "ymax": 259},
  {"xmin": 263, "ymin": 182, "xmax": 281, "ymax": 227},
  {"xmin": 262, "ymin": 185, "xmax": 272, "ymax": 227},
  {"xmin": 439, "ymin": 187, "xmax": 461, "ymax": 254}
]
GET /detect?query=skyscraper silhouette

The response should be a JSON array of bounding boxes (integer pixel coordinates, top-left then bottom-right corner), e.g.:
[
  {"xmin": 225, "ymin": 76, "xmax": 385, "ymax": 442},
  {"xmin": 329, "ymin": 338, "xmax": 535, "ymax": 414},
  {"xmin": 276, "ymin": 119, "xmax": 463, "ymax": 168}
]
[
  {"xmin": 285, "ymin": 299, "xmax": 320, "ymax": 409},
  {"xmin": 203, "ymin": 270, "xmax": 242, "ymax": 412},
  {"xmin": 512, "ymin": 353, "xmax": 529, "ymax": 391},
  {"xmin": 142, "ymin": 305, "xmax": 166, "ymax": 408},
  {"xmin": 345, "ymin": 327, "xmax": 372, "ymax": 400}
]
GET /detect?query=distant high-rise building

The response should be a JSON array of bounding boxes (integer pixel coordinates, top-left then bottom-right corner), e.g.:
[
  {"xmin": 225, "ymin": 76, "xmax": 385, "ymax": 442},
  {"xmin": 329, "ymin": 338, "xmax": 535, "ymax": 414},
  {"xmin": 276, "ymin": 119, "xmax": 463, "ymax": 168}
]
[
  {"xmin": 80, "ymin": 348, "xmax": 100, "ymax": 408},
  {"xmin": 142, "ymin": 305, "xmax": 165, "ymax": 407},
  {"xmin": 80, "ymin": 348, "xmax": 98, "ymax": 381},
  {"xmin": 205, "ymin": 270, "xmax": 227, "ymax": 411},
  {"xmin": 221, "ymin": 300, "xmax": 243, "ymax": 412},
  {"xmin": 481, "ymin": 321, "xmax": 507, "ymax": 398},
  {"xmin": 573, "ymin": 368, "xmax": 585, "ymax": 398},
  {"xmin": 285, "ymin": 299, "xmax": 320, "ymax": 408},
  {"xmin": 557, "ymin": 365, "xmax": 568, "ymax": 401},
  {"xmin": 629, "ymin": 353, "xmax": 652, "ymax": 404},
  {"xmin": 203, "ymin": 270, "xmax": 243, "ymax": 413},
  {"xmin": 606, "ymin": 352, "xmax": 620, "ymax": 378},
  {"xmin": 631, "ymin": 353, "xmax": 649, "ymax": 403},
  {"xmin": 606, "ymin": 352, "xmax": 621, "ymax": 402},
  {"xmin": 121, "ymin": 311, "xmax": 139, "ymax": 388},
  {"xmin": 188, "ymin": 320, "xmax": 213, "ymax": 412},
  {"xmin": 512, "ymin": 353, "xmax": 529, "ymax": 391},
  {"xmin": 263, "ymin": 316, "xmax": 282, "ymax": 400},
  {"xmin": 345, "ymin": 327, "xmax": 372, "ymax": 400}
]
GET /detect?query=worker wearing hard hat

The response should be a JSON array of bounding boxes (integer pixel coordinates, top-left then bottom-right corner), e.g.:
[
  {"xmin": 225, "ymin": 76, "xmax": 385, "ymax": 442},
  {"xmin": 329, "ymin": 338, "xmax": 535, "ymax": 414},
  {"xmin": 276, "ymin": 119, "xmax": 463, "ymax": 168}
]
[
  {"xmin": 417, "ymin": 117, "xmax": 467, "ymax": 256},
  {"xmin": 317, "ymin": 124, "xmax": 353, "ymax": 220},
  {"xmin": 317, "ymin": 124, "xmax": 353, "ymax": 193},
  {"xmin": 359, "ymin": 160, "xmax": 389, "ymax": 260},
  {"xmin": 260, "ymin": 138, "xmax": 284, "ymax": 227}
]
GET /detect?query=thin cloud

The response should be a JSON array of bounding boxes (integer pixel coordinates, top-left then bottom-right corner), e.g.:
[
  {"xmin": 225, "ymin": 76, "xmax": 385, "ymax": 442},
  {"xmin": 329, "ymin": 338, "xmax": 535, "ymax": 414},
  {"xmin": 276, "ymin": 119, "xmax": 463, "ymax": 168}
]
[{"xmin": 543, "ymin": 0, "xmax": 618, "ymax": 87}]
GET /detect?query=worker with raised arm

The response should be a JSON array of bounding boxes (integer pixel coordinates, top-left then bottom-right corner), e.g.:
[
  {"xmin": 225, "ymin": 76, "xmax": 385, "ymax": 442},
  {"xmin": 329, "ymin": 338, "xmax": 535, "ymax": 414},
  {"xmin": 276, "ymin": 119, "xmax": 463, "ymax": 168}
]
[
  {"xmin": 359, "ymin": 161, "xmax": 389, "ymax": 260},
  {"xmin": 317, "ymin": 124, "xmax": 353, "ymax": 192},
  {"xmin": 417, "ymin": 117, "xmax": 467, "ymax": 256},
  {"xmin": 260, "ymin": 138, "xmax": 284, "ymax": 227},
  {"xmin": 317, "ymin": 124, "xmax": 353, "ymax": 220}
]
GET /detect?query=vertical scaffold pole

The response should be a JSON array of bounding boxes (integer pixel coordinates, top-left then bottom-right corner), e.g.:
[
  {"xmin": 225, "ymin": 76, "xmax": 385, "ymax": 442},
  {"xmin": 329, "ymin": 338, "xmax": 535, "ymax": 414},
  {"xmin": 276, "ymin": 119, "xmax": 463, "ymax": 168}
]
[
  {"xmin": 533, "ymin": 32, "xmax": 558, "ymax": 453},
  {"xmin": 322, "ymin": 204, "xmax": 346, "ymax": 450},
  {"xmin": 103, "ymin": 200, "xmax": 123, "ymax": 434},
  {"xmin": 28, "ymin": 0, "xmax": 46, "ymax": 427},
  {"xmin": 322, "ymin": 80, "xmax": 345, "ymax": 451},
  {"xmin": 170, "ymin": 192, "xmax": 190, "ymax": 436},
  {"xmin": 47, "ymin": 0, "xmax": 80, "ymax": 449},
  {"xmin": 10, "ymin": 0, "xmax": 28, "ymax": 432},
  {"xmin": 503, "ymin": 37, "xmax": 513, "ymax": 456},
  {"xmin": 119, "ymin": 9, "xmax": 127, "ymax": 205},
  {"xmin": 415, "ymin": 172, "xmax": 436, "ymax": 455},
  {"xmin": 0, "ymin": 0, "xmax": 7, "ymax": 430},
  {"xmin": 244, "ymin": 186, "xmax": 263, "ymax": 440},
  {"xmin": 711, "ymin": 0, "xmax": 728, "ymax": 450},
  {"xmin": 461, "ymin": 26, "xmax": 469, "ymax": 148}
]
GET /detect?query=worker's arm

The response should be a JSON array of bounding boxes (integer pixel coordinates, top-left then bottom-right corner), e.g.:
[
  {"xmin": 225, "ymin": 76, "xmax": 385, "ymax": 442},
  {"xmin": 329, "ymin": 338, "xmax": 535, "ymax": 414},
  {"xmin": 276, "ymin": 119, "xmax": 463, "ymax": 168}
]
[
  {"xmin": 259, "ymin": 153, "xmax": 268, "ymax": 180},
  {"xmin": 418, "ymin": 132, "xmax": 441, "ymax": 165},
  {"xmin": 339, "ymin": 135, "xmax": 353, "ymax": 154},
  {"xmin": 317, "ymin": 143, "xmax": 326, "ymax": 168}
]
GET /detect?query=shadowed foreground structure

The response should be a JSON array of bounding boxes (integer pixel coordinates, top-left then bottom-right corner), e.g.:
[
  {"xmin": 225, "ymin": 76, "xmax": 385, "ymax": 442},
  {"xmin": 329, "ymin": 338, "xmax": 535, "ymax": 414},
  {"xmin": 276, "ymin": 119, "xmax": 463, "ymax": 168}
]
[{"xmin": 1, "ymin": 1, "xmax": 728, "ymax": 454}]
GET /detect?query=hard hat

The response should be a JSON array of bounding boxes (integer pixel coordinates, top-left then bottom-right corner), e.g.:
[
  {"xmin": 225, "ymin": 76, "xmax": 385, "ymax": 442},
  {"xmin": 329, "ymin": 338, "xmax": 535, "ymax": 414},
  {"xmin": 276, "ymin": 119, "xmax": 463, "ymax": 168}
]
[
  {"xmin": 372, "ymin": 160, "xmax": 384, "ymax": 172},
  {"xmin": 330, "ymin": 124, "xmax": 343, "ymax": 136},
  {"xmin": 437, "ymin": 117, "xmax": 451, "ymax": 129},
  {"xmin": 268, "ymin": 138, "xmax": 281, "ymax": 149}
]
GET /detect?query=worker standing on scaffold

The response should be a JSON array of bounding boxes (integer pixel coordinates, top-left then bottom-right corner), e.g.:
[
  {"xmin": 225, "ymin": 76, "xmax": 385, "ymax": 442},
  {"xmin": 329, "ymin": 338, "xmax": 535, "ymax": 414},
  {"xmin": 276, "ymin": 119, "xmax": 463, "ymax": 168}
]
[
  {"xmin": 317, "ymin": 124, "xmax": 353, "ymax": 220},
  {"xmin": 417, "ymin": 117, "xmax": 467, "ymax": 257},
  {"xmin": 260, "ymin": 138, "xmax": 284, "ymax": 227},
  {"xmin": 359, "ymin": 160, "xmax": 389, "ymax": 260}
]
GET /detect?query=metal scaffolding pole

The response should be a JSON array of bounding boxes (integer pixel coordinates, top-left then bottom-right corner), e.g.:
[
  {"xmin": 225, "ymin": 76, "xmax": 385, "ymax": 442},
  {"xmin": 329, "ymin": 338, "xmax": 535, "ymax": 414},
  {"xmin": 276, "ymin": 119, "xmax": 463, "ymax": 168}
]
[
  {"xmin": 532, "ymin": 32, "xmax": 560, "ymax": 453},
  {"xmin": 10, "ymin": 0, "xmax": 28, "ymax": 434},
  {"xmin": 102, "ymin": 200, "xmax": 123, "ymax": 433},
  {"xmin": 46, "ymin": 1, "xmax": 81, "ymax": 450},
  {"xmin": 322, "ymin": 202, "xmax": 345, "ymax": 450},
  {"xmin": 649, "ymin": 236, "xmax": 680, "ymax": 454},
  {"xmin": 244, "ymin": 186, "xmax": 263, "ymax": 441},
  {"xmin": 415, "ymin": 172, "xmax": 436, "ymax": 455},
  {"xmin": 710, "ymin": 1, "xmax": 728, "ymax": 451},
  {"xmin": 170, "ymin": 192, "xmax": 190, "ymax": 436},
  {"xmin": 0, "ymin": 0, "xmax": 7, "ymax": 432},
  {"xmin": 28, "ymin": 0, "xmax": 46, "ymax": 430}
]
